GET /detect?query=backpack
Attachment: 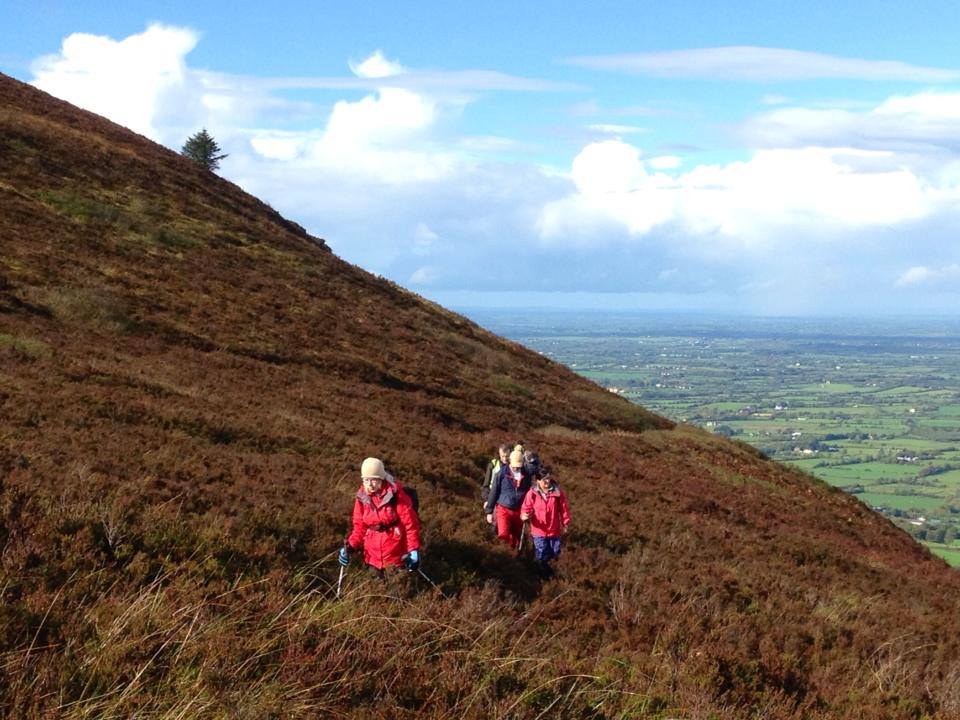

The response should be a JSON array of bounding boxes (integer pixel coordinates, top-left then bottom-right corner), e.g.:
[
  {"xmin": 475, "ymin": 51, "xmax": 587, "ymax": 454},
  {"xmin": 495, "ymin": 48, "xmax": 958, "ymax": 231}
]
[
  {"xmin": 487, "ymin": 458, "xmax": 501, "ymax": 490},
  {"xmin": 401, "ymin": 486, "xmax": 420, "ymax": 515}
]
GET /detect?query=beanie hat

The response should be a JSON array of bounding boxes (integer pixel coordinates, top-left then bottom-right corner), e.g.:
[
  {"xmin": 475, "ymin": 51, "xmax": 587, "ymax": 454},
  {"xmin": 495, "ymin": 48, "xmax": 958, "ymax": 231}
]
[
  {"xmin": 509, "ymin": 449, "xmax": 524, "ymax": 468},
  {"xmin": 361, "ymin": 457, "xmax": 387, "ymax": 479}
]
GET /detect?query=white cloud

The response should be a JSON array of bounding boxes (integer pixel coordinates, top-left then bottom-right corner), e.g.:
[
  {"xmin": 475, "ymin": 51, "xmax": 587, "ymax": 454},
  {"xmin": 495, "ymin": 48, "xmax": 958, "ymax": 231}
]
[
  {"xmin": 31, "ymin": 23, "xmax": 198, "ymax": 140},
  {"xmin": 649, "ymin": 155, "xmax": 682, "ymax": 170},
  {"xmin": 26, "ymin": 25, "xmax": 960, "ymax": 312},
  {"xmin": 588, "ymin": 123, "xmax": 649, "ymax": 135},
  {"xmin": 540, "ymin": 141, "xmax": 936, "ymax": 245},
  {"xmin": 413, "ymin": 222, "xmax": 440, "ymax": 255},
  {"xmin": 239, "ymin": 51, "xmax": 462, "ymax": 184},
  {"xmin": 895, "ymin": 264, "xmax": 960, "ymax": 288},
  {"xmin": 744, "ymin": 94, "xmax": 960, "ymax": 153},
  {"xmin": 410, "ymin": 265, "xmax": 439, "ymax": 285},
  {"xmin": 249, "ymin": 132, "xmax": 308, "ymax": 161},
  {"xmin": 350, "ymin": 50, "xmax": 405, "ymax": 79},
  {"xmin": 215, "ymin": 68, "xmax": 578, "ymax": 93},
  {"xmin": 565, "ymin": 46, "xmax": 960, "ymax": 82}
]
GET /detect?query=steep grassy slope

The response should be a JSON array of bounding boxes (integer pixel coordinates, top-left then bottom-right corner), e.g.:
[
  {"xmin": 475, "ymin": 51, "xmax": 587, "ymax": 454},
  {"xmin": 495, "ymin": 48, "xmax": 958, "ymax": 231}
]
[{"xmin": 3, "ymin": 73, "xmax": 960, "ymax": 719}]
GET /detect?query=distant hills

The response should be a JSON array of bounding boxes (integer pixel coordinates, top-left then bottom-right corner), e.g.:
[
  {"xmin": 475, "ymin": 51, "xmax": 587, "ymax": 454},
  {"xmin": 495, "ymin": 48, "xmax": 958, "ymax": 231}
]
[{"xmin": 2, "ymin": 72, "xmax": 960, "ymax": 719}]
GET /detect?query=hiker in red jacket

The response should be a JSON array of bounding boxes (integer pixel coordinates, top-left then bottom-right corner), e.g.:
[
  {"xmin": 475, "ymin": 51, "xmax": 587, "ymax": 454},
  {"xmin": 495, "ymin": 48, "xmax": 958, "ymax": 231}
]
[
  {"xmin": 520, "ymin": 466, "xmax": 571, "ymax": 579},
  {"xmin": 338, "ymin": 457, "xmax": 421, "ymax": 575}
]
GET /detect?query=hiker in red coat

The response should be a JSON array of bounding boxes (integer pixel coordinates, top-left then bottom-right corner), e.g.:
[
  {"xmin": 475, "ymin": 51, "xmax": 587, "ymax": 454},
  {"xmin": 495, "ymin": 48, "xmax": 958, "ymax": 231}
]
[
  {"xmin": 520, "ymin": 466, "xmax": 571, "ymax": 579},
  {"xmin": 338, "ymin": 457, "xmax": 421, "ymax": 574}
]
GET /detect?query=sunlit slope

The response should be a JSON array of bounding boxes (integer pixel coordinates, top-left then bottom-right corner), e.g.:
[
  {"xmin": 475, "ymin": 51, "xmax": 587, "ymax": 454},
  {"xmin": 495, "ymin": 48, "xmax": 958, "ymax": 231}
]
[{"xmin": 2, "ymin": 73, "xmax": 960, "ymax": 719}]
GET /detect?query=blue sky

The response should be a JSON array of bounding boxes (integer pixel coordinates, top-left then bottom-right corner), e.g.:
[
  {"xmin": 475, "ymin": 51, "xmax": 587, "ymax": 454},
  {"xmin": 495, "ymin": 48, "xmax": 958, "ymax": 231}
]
[{"xmin": 4, "ymin": 1, "xmax": 960, "ymax": 315}]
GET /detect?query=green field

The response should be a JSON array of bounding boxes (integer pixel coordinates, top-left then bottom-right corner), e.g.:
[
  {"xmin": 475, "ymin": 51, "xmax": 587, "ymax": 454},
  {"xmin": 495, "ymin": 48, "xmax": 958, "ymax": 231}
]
[
  {"xmin": 477, "ymin": 311, "xmax": 960, "ymax": 553},
  {"xmin": 927, "ymin": 543, "xmax": 960, "ymax": 567},
  {"xmin": 857, "ymin": 492, "xmax": 945, "ymax": 512}
]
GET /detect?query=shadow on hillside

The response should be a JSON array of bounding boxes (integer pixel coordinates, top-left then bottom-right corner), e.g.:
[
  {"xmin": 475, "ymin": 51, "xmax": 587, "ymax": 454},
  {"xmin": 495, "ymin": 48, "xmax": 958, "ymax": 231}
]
[{"xmin": 426, "ymin": 538, "xmax": 541, "ymax": 602}]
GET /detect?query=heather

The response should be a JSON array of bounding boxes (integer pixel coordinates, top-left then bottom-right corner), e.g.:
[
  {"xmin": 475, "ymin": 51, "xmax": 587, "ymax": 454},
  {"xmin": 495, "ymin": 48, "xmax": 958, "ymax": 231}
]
[{"xmin": 3, "ymin": 73, "xmax": 960, "ymax": 718}]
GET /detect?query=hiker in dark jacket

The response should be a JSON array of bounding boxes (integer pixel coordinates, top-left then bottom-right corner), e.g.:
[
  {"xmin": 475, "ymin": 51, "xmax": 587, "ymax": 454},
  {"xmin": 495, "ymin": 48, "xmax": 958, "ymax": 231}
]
[
  {"xmin": 481, "ymin": 444, "xmax": 512, "ymax": 505},
  {"xmin": 339, "ymin": 457, "xmax": 421, "ymax": 574},
  {"xmin": 484, "ymin": 449, "xmax": 533, "ymax": 550}
]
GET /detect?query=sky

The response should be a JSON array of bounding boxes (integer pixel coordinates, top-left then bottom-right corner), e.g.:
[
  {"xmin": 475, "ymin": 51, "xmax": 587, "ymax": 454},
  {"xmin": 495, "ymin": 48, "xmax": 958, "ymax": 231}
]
[{"xmin": 4, "ymin": 1, "xmax": 960, "ymax": 316}]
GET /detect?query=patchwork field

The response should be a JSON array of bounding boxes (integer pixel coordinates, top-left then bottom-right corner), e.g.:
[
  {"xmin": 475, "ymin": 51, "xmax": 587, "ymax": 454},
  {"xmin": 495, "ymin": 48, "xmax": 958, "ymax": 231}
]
[{"xmin": 469, "ymin": 311, "xmax": 960, "ymax": 561}]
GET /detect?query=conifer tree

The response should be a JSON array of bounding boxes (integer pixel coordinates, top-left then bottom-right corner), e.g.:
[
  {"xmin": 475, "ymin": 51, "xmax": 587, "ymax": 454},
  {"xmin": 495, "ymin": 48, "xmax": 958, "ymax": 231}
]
[{"xmin": 180, "ymin": 128, "xmax": 228, "ymax": 171}]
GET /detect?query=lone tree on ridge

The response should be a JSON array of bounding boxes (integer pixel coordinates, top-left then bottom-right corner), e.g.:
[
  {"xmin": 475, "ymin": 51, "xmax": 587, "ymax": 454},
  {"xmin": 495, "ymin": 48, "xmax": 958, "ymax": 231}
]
[{"xmin": 181, "ymin": 128, "xmax": 228, "ymax": 171}]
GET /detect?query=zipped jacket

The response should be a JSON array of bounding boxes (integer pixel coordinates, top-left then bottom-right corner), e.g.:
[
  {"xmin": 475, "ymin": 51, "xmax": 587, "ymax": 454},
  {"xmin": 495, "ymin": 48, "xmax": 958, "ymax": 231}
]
[
  {"xmin": 347, "ymin": 476, "xmax": 421, "ymax": 569},
  {"xmin": 484, "ymin": 465, "xmax": 532, "ymax": 514},
  {"xmin": 520, "ymin": 483, "xmax": 571, "ymax": 538}
]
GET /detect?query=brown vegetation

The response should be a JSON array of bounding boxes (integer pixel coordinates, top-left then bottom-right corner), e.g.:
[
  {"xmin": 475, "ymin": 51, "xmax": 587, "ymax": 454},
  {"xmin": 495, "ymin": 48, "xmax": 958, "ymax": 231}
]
[{"xmin": 2, "ymin": 72, "xmax": 960, "ymax": 718}]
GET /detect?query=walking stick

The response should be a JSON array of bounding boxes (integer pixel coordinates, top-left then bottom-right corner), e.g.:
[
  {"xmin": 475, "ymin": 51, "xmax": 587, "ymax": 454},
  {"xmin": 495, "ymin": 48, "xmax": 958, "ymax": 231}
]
[
  {"xmin": 417, "ymin": 568, "xmax": 446, "ymax": 598},
  {"xmin": 336, "ymin": 565, "xmax": 345, "ymax": 598},
  {"xmin": 517, "ymin": 521, "xmax": 527, "ymax": 554}
]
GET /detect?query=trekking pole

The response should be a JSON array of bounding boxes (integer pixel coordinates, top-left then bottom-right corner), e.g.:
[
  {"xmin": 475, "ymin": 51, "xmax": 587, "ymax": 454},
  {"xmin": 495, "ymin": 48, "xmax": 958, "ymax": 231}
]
[
  {"xmin": 517, "ymin": 521, "xmax": 527, "ymax": 554},
  {"xmin": 417, "ymin": 568, "xmax": 446, "ymax": 598},
  {"xmin": 336, "ymin": 565, "xmax": 346, "ymax": 599}
]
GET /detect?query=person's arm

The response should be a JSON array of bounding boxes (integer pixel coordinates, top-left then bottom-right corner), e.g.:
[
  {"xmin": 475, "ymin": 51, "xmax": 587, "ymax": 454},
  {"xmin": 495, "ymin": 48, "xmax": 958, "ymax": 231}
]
[
  {"xmin": 346, "ymin": 498, "xmax": 365, "ymax": 550},
  {"xmin": 481, "ymin": 462, "xmax": 492, "ymax": 503},
  {"xmin": 520, "ymin": 488, "xmax": 534, "ymax": 521},
  {"xmin": 484, "ymin": 468, "xmax": 502, "ymax": 515},
  {"xmin": 560, "ymin": 490, "xmax": 571, "ymax": 531},
  {"xmin": 396, "ymin": 489, "xmax": 421, "ymax": 551}
]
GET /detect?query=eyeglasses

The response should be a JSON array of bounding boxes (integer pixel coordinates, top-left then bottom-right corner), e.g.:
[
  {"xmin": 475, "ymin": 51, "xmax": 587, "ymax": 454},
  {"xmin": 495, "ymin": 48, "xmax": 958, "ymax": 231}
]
[{"xmin": 362, "ymin": 477, "xmax": 383, "ymax": 484}]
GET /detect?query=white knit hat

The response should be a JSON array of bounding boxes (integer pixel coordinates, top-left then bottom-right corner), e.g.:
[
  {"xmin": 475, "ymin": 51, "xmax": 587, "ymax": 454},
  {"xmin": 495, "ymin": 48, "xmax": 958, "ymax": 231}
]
[
  {"xmin": 361, "ymin": 457, "xmax": 386, "ymax": 479},
  {"xmin": 509, "ymin": 449, "xmax": 524, "ymax": 468}
]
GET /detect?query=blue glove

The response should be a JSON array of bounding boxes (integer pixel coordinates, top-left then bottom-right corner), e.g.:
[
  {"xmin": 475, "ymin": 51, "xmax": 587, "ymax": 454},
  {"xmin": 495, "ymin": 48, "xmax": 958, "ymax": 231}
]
[
  {"xmin": 404, "ymin": 550, "xmax": 420, "ymax": 571},
  {"xmin": 338, "ymin": 546, "xmax": 351, "ymax": 567}
]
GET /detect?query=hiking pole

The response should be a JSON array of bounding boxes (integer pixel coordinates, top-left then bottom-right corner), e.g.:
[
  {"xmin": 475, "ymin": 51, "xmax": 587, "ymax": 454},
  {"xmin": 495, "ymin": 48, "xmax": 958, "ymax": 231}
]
[
  {"xmin": 336, "ymin": 565, "xmax": 346, "ymax": 599},
  {"xmin": 517, "ymin": 521, "xmax": 527, "ymax": 554},
  {"xmin": 417, "ymin": 568, "xmax": 446, "ymax": 597}
]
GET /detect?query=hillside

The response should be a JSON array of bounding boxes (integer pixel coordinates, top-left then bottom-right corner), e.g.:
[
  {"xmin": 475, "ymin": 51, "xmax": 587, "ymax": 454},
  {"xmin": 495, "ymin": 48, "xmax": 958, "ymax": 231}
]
[{"xmin": 2, "ymin": 72, "xmax": 960, "ymax": 719}]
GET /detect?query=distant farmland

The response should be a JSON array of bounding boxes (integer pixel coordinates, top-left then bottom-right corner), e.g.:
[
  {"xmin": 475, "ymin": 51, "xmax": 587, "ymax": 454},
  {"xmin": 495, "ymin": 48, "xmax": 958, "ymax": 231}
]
[{"xmin": 472, "ymin": 311, "xmax": 960, "ymax": 565}]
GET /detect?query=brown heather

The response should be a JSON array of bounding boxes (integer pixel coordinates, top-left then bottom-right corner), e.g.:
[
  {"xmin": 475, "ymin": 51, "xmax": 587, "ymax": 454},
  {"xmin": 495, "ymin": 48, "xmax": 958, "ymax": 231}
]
[{"xmin": 1, "ymin": 72, "xmax": 960, "ymax": 719}]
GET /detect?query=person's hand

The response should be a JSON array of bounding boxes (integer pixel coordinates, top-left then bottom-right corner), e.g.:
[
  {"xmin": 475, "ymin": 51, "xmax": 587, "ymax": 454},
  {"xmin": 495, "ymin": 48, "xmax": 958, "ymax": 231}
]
[
  {"xmin": 485, "ymin": 513, "xmax": 494, "ymax": 525},
  {"xmin": 562, "ymin": 525, "xmax": 569, "ymax": 535},
  {"xmin": 520, "ymin": 514, "xmax": 529, "ymax": 522},
  {"xmin": 338, "ymin": 546, "xmax": 351, "ymax": 566},
  {"xmin": 404, "ymin": 550, "xmax": 420, "ymax": 570}
]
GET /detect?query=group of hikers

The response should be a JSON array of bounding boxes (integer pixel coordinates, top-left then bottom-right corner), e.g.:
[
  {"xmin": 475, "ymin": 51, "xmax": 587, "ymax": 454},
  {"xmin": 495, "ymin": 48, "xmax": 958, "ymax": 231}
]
[{"xmin": 337, "ymin": 444, "xmax": 572, "ymax": 583}]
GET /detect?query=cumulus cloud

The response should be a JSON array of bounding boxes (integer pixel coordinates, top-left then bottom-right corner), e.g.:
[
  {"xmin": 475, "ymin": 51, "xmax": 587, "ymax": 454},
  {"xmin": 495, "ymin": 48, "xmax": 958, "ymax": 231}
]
[
  {"xmin": 31, "ymin": 24, "xmax": 199, "ymax": 140},
  {"xmin": 565, "ymin": 46, "xmax": 960, "ymax": 82},
  {"xmin": 539, "ymin": 141, "xmax": 937, "ymax": 247},
  {"xmin": 350, "ymin": 50, "xmax": 404, "ymax": 79},
  {"xmin": 27, "ymin": 25, "xmax": 960, "ymax": 312},
  {"xmin": 649, "ymin": 155, "xmax": 682, "ymax": 170}
]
